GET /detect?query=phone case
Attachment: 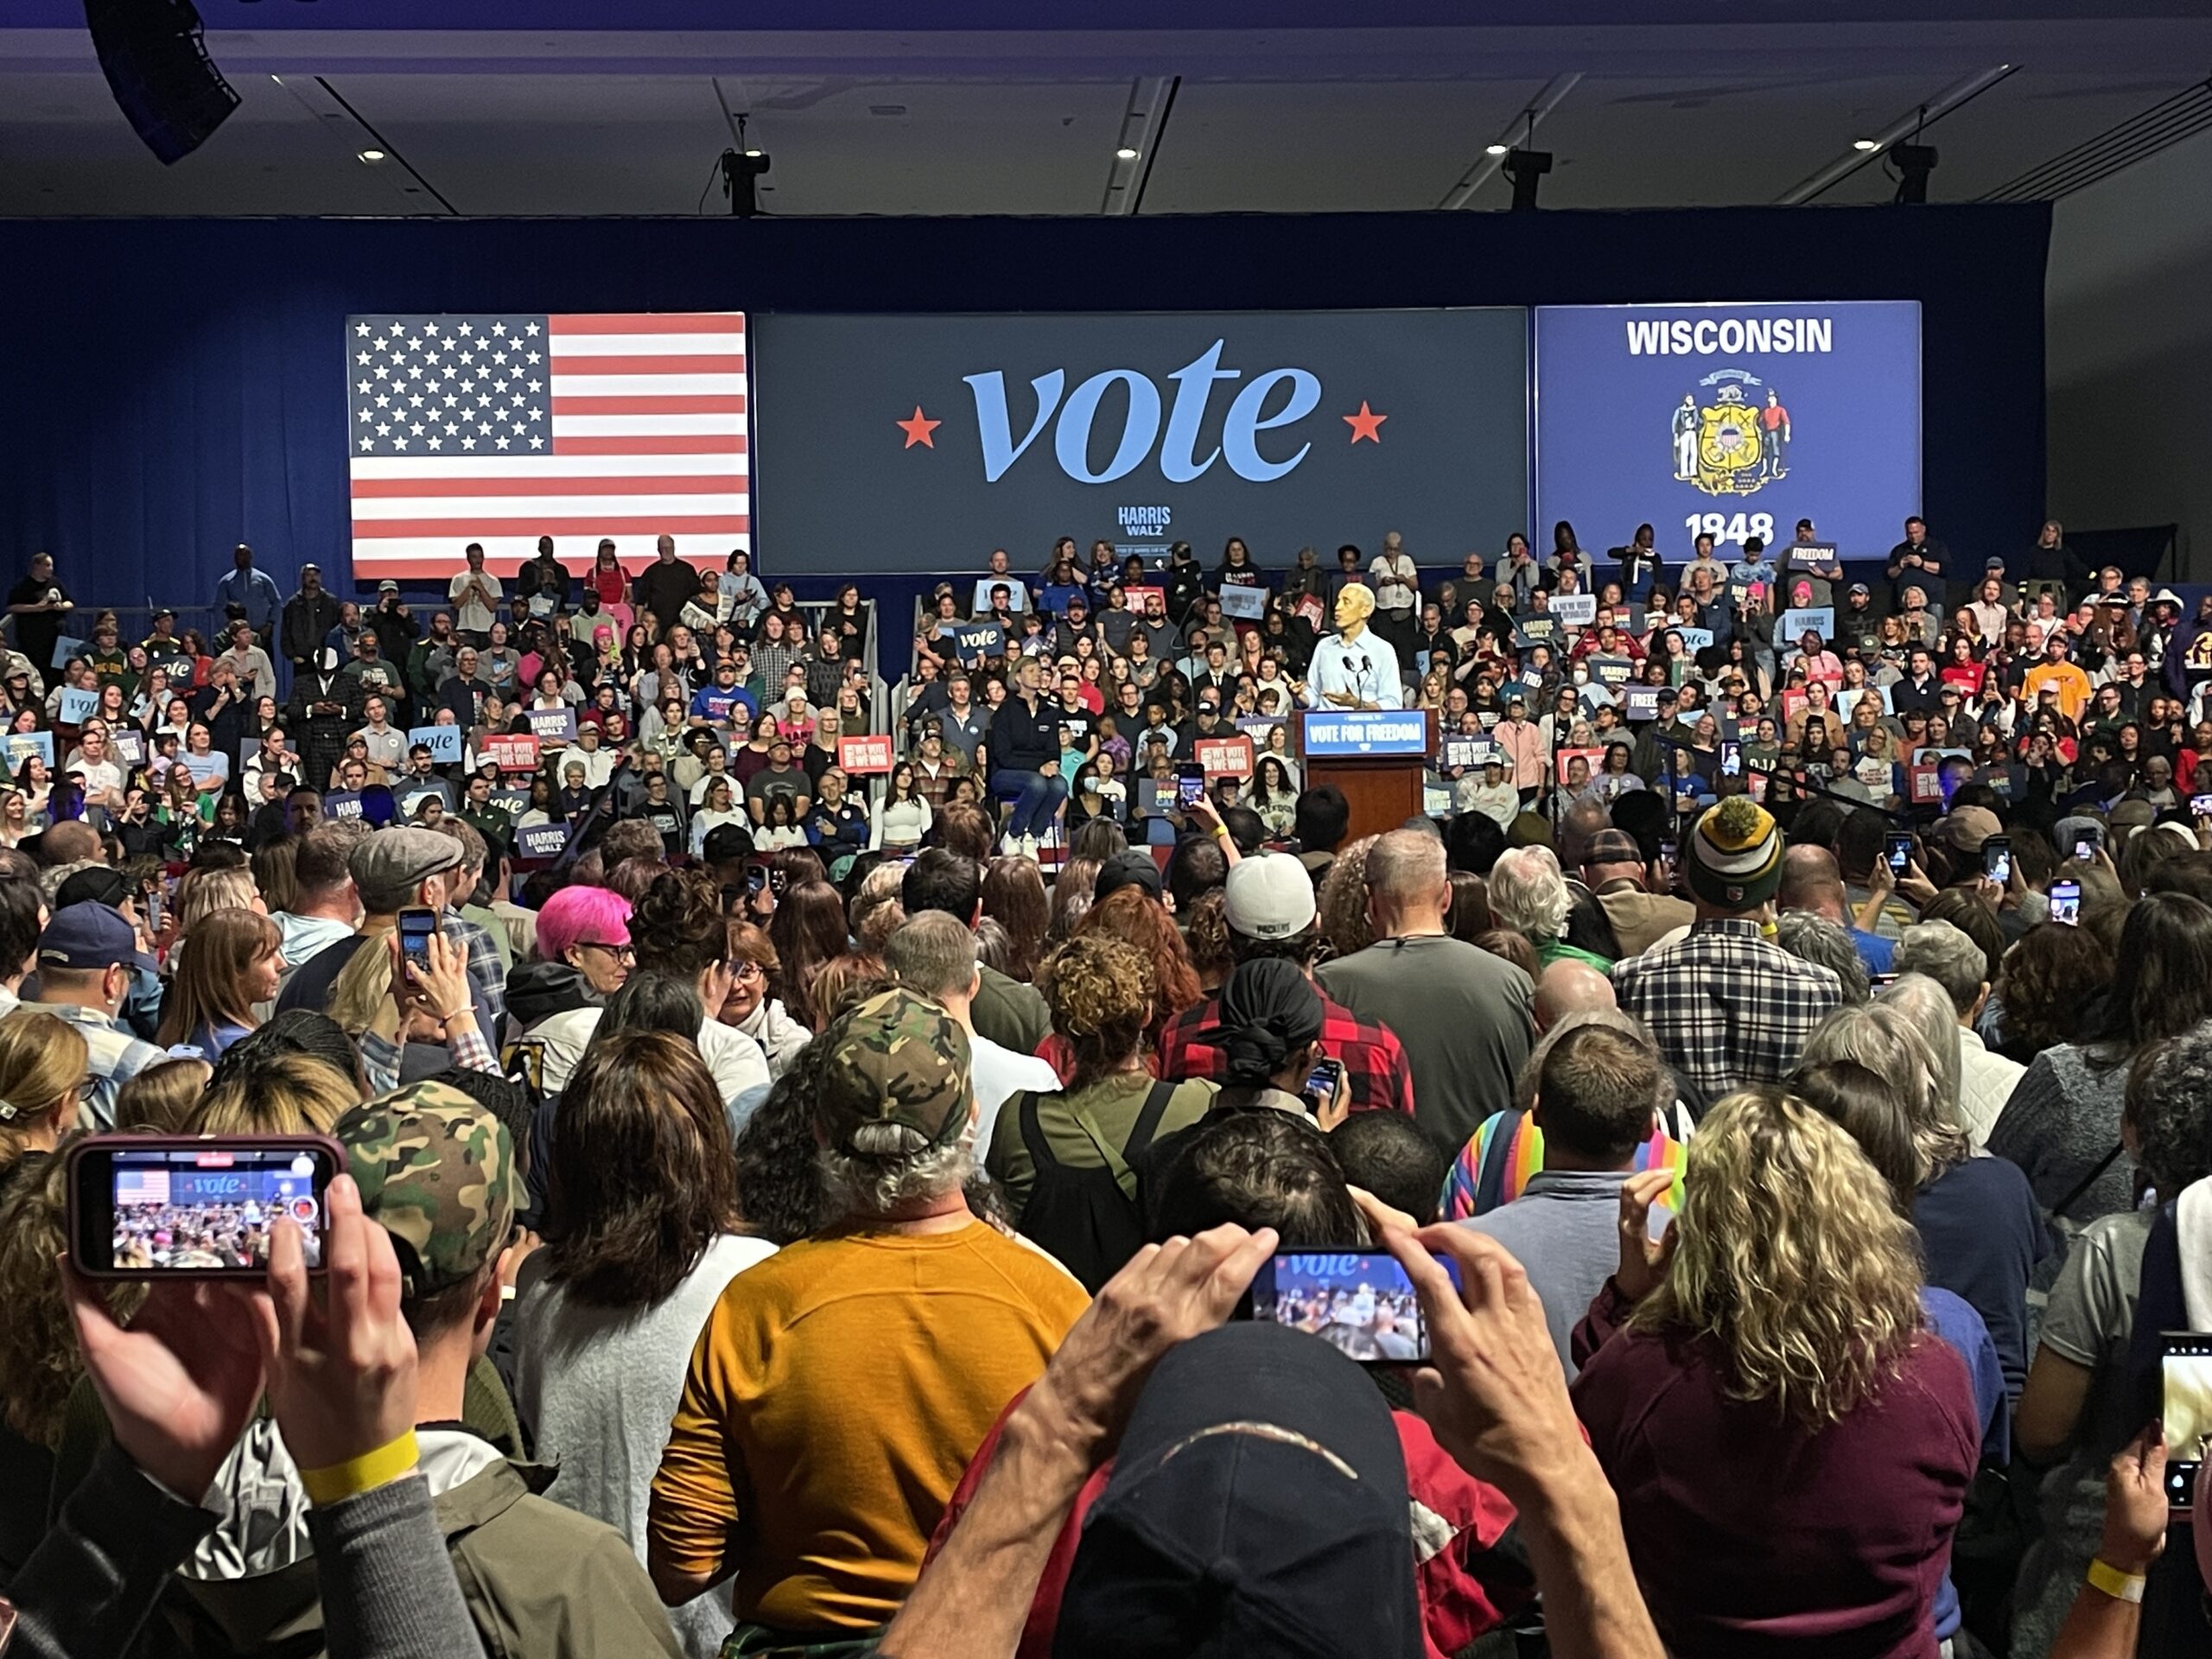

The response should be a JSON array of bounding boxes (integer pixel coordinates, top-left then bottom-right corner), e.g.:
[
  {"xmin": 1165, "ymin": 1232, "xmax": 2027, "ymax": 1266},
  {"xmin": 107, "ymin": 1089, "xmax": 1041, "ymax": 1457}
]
[{"xmin": 67, "ymin": 1133, "xmax": 345, "ymax": 1281}]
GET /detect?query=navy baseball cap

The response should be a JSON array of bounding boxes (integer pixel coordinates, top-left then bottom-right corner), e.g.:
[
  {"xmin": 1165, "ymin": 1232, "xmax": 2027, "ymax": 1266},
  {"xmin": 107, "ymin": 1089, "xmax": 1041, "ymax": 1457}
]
[
  {"xmin": 1054, "ymin": 1320, "xmax": 1421, "ymax": 1659},
  {"xmin": 38, "ymin": 902, "xmax": 157, "ymax": 976}
]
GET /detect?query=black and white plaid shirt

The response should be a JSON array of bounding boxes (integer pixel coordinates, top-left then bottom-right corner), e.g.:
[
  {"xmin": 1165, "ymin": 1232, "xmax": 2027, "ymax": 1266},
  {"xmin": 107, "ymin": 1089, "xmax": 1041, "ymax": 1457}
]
[{"xmin": 1613, "ymin": 918, "xmax": 1842, "ymax": 1101}]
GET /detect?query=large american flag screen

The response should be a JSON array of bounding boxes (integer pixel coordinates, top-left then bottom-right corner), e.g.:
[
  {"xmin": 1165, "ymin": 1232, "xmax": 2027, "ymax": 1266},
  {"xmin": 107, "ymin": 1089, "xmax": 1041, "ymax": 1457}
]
[{"xmin": 345, "ymin": 311, "xmax": 749, "ymax": 578}]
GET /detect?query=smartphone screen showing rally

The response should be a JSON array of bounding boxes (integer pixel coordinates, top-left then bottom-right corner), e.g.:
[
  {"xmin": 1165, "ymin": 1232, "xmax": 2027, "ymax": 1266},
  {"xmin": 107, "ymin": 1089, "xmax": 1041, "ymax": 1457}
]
[
  {"xmin": 1249, "ymin": 1250, "xmax": 1452, "ymax": 1363},
  {"xmin": 108, "ymin": 1147, "xmax": 326, "ymax": 1271},
  {"xmin": 2164, "ymin": 1332, "xmax": 2212, "ymax": 1505}
]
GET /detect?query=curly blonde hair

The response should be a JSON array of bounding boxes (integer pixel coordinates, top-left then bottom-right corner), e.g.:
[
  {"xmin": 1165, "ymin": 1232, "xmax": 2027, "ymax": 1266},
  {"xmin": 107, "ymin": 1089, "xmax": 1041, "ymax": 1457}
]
[
  {"xmin": 1630, "ymin": 1087, "xmax": 1925, "ymax": 1428},
  {"xmin": 1039, "ymin": 934, "xmax": 1154, "ymax": 1090}
]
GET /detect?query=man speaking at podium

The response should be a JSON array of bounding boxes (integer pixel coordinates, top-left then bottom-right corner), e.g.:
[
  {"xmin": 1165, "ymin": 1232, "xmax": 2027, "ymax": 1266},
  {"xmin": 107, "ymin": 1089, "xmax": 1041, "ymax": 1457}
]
[{"xmin": 1300, "ymin": 582, "xmax": 1405, "ymax": 711}]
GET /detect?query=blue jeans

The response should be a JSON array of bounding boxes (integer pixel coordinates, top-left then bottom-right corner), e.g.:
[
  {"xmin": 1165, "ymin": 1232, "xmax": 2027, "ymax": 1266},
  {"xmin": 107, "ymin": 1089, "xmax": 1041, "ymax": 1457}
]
[{"xmin": 990, "ymin": 767, "xmax": 1068, "ymax": 839}]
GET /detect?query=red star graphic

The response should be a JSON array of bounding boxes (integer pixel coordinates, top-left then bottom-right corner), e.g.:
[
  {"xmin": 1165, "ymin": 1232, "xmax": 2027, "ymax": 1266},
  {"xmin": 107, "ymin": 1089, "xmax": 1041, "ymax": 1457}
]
[
  {"xmin": 1343, "ymin": 401, "xmax": 1387, "ymax": 443},
  {"xmin": 896, "ymin": 406, "xmax": 942, "ymax": 449}
]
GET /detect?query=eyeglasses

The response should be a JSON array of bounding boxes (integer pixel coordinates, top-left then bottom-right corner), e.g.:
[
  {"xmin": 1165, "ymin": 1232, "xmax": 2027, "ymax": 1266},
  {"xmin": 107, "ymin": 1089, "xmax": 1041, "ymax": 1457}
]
[
  {"xmin": 578, "ymin": 940, "xmax": 635, "ymax": 963},
  {"xmin": 729, "ymin": 960, "xmax": 766, "ymax": 982}
]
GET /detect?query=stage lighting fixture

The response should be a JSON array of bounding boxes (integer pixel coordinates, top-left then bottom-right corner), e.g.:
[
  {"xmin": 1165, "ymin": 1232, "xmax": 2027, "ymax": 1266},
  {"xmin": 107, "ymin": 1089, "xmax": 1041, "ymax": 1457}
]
[
  {"xmin": 1852, "ymin": 138, "xmax": 1879, "ymax": 151},
  {"xmin": 1891, "ymin": 142, "xmax": 1938, "ymax": 203},
  {"xmin": 1503, "ymin": 147, "xmax": 1552, "ymax": 212},
  {"xmin": 1484, "ymin": 143, "xmax": 1510, "ymax": 156},
  {"xmin": 717, "ymin": 111, "xmax": 772, "ymax": 217},
  {"xmin": 721, "ymin": 147, "xmax": 771, "ymax": 216}
]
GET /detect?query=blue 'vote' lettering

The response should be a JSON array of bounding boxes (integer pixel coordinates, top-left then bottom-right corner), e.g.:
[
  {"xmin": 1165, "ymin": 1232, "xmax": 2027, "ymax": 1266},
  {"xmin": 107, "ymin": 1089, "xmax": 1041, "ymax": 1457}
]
[{"xmin": 963, "ymin": 340, "xmax": 1320, "ymax": 486}]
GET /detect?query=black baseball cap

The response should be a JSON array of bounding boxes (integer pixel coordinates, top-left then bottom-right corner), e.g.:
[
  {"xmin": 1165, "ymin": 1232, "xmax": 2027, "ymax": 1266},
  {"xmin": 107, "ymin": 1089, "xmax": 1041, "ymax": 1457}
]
[
  {"xmin": 1094, "ymin": 849, "xmax": 1164, "ymax": 904},
  {"xmin": 1054, "ymin": 1321, "xmax": 1420, "ymax": 1658}
]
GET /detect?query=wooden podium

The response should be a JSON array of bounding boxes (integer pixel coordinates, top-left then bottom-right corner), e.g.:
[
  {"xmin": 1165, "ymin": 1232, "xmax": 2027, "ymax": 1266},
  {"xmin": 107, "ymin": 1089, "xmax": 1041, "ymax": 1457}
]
[{"xmin": 1297, "ymin": 709, "xmax": 1438, "ymax": 845}]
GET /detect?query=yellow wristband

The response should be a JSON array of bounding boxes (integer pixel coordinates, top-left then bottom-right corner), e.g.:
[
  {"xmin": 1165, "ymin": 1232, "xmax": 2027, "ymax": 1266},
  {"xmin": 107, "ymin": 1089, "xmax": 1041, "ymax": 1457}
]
[
  {"xmin": 299, "ymin": 1429, "xmax": 420, "ymax": 1507},
  {"xmin": 2085, "ymin": 1557, "xmax": 2145, "ymax": 1604},
  {"xmin": 1211, "ymin": 823, "xmax": 1230, "ymax": 840}
]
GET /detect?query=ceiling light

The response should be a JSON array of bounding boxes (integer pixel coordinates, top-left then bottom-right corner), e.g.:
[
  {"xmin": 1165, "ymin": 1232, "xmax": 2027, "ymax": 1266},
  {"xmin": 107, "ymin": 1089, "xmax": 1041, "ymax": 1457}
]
[
  {"xmin": 743, "ymin": 148, "xmax": 763, "ymax": 158},
  {"xmin": 358, "ymin": 149, "xmax": 385, "ymax": 162},
  {"xmin": 1485, "ymin": 143, "xmax": 1510, "ymax": 156},
  {"xmin": 1115, "ymin": 146, "xmax": 1140, "ymax": 160},
  {"xmin": 1853, "ymin": 138, "xmax": 1879, "ymax": 151}
]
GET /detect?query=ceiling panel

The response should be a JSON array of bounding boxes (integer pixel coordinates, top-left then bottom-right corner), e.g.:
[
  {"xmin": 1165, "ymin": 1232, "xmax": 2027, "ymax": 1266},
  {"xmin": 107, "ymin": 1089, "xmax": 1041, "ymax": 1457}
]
[
  {"xmin": 1811, "ymin": 69, "xmax": 2207, "ymax": 204},
  {"xmin": 1141, "ymin": 79, "xmax": 1542, "ymax": 213},
  {"xmin": 709, "ymin": 78, "xmax": 1133, "ymax": 216},
  {"xmin": 0, "ymin": 24, "xmax": 2206, "ymax": 217},
  {"xmin": 347, "ymin": 73, "xmax": 1134, "ymax": 216},
  {"xmin": 326, "ymin": 73, "xmax": 749, "ymax": 218},
  {"xmin": 1527, "ymin": 73, "xmax": 1951, "ymax": 209},
  {"xmin": 0, "ymin": 71, "xmax": 435, "ymax": 215}
]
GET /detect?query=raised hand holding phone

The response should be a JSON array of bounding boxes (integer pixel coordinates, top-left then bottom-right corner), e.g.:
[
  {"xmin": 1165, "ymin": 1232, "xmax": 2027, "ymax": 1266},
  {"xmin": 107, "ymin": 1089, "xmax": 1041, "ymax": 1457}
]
[
  {"xmin": 390, "ymin": 925, "xmax": 474, "ymax": 1032},
  {"xmin": 1376, "ymin": 1223, "xmax": 1586, "ymax": 1501}
]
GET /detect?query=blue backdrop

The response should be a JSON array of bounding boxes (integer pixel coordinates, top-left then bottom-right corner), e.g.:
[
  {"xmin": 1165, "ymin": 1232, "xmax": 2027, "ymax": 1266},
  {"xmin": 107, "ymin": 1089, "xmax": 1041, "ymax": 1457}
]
[
  {"xmin": 1535, "ymin": 301, "xmax": 1924, "ymax": 563},
  {"xmin": 0, "ymin": 207, "xmax": 2049, "ymax": 613}
]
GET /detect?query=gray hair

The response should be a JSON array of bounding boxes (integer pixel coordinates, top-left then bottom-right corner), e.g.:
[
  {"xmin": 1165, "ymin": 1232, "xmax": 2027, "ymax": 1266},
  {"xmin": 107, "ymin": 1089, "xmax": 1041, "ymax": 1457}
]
[
  {"xmin": 819, "ymin": 1120, "xmax": 977, "ymax": 1218},
  {"xmin": 1892, "ymin": 921, "xmax": 1987, "ymax": 1017},
  {"xmin": 1363, "ymin": 827, "xmax": 1446, "ymax": 905},
  {"xmin": 1489, "ymin": 847, "xmax": 1573, "ymax": 944},
  {"xmin": 883, "ymin": 910, "xmax": 979, "ymax": 1003},
  {"xmin": 1799, "ymin": 997, "xmax": 1972, "ymax": 1184},
  {"xmin": 39, "ymin": 858, "xmax": 100, "ymax": 908},
  {"xmin": 1774, "ymin": 912, "xmax": 1871, "ymax": 1006},
  {"xmin": 1877, "ymin": 975, "xmax": 1968, "ymax": 1155}
]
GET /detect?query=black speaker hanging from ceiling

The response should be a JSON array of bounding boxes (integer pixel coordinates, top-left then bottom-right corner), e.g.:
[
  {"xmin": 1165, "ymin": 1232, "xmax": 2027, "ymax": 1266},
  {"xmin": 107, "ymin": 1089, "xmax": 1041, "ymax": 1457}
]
[{"xmin": 82, "ymin": 0, "xmax": 240, "ymax": 165}]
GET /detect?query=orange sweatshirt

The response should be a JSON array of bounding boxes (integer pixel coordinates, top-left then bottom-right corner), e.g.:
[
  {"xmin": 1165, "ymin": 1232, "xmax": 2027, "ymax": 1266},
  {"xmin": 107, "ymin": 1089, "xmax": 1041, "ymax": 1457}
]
[{"xmin": 648, "ymin": 1221, "xmax": 1089, "ymax": 1633}]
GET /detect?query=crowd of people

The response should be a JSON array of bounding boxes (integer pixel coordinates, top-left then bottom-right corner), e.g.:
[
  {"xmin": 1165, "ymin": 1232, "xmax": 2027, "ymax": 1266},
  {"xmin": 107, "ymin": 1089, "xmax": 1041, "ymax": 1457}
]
[
  {"xmin": 0, "ymin": 518, "xmax": 2205, "ymax": 1659},
  {"xmin": 107, "ymin": 1199, "xmax": 283, "ymax": 1273}
]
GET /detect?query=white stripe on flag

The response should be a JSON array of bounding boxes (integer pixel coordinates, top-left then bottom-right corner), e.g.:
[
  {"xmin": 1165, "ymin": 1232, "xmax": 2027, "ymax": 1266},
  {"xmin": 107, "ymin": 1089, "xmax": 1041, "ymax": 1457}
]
[
  {"xmin": 546, "ymin": 333, "xmax": 747, "ymax": 356},
  {"xmin": 351, "ymin": 535, "xmax": 747, "ymax": 568},
  {"xmin": 544, "ymin": 373, "xmax": 747, "ymax": 397},
  {"xmin": 352, "ymin": 453, "xmax": 743, "ymax": 480},
  {"xmin": 552, "ymin": 413, "xmax": 746, "ymax": 436},
  {"xmin": 353, "ymin": 493, "xmax": 750, "ymax": 520}
]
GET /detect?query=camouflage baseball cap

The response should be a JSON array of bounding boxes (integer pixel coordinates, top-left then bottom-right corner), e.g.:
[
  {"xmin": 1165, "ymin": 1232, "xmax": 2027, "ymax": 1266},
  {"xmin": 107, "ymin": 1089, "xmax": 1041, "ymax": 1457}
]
[
  {"xmin": 813, "ymin": 987, "xmax": 974, "ymax": 1160},
  {"xmin": 337, "ymin": 1081, "xmax": 518, "ymax": 1300}
]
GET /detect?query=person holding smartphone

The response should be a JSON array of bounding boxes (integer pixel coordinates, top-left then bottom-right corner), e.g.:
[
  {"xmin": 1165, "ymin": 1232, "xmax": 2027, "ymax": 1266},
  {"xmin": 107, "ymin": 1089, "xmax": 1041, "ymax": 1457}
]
[{"xmin": 1179, "ymin": 958, "xmax": 1344, "ymax": 1128}]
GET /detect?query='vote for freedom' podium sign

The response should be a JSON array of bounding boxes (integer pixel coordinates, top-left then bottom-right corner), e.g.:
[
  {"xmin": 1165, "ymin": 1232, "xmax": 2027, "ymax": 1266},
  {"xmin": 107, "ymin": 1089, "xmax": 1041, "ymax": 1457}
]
[{"xmin": 1300, "ymin": 710, "xmax": 1431, "ymax": 759}]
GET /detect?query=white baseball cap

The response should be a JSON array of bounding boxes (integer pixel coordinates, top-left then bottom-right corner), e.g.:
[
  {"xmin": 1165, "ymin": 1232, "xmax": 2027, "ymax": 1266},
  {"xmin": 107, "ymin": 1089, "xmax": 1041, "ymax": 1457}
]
[{"xmin": 1223, "ymin": 853, "xmax": 1318, "ymax": 941}]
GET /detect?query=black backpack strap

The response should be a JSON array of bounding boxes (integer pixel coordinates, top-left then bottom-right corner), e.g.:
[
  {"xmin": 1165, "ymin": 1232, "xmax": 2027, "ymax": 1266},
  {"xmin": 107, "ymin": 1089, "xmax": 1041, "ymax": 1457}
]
[
  {"xmin": 2050, "ymin": 1141, "xmax": 2126, "ymax": 1221},
  {"xmin": 1015, "ymin": 1091, "xmax": 1055, "ymax": 1172},
  {"xmin": 1123, "ymin": 1078, "xmax": 1181, "ymax": 1163}
]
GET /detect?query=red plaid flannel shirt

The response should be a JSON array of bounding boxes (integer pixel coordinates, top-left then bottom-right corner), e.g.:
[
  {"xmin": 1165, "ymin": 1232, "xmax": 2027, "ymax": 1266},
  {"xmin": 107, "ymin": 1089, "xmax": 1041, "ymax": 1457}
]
[
  {"xmin": 928, "ymin": 1389, "xmax": 1532, "ymax": 1659},
  {"xmin": 1158, "ymin": 989, "xmax": 1415, "ymax": 1116}
]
